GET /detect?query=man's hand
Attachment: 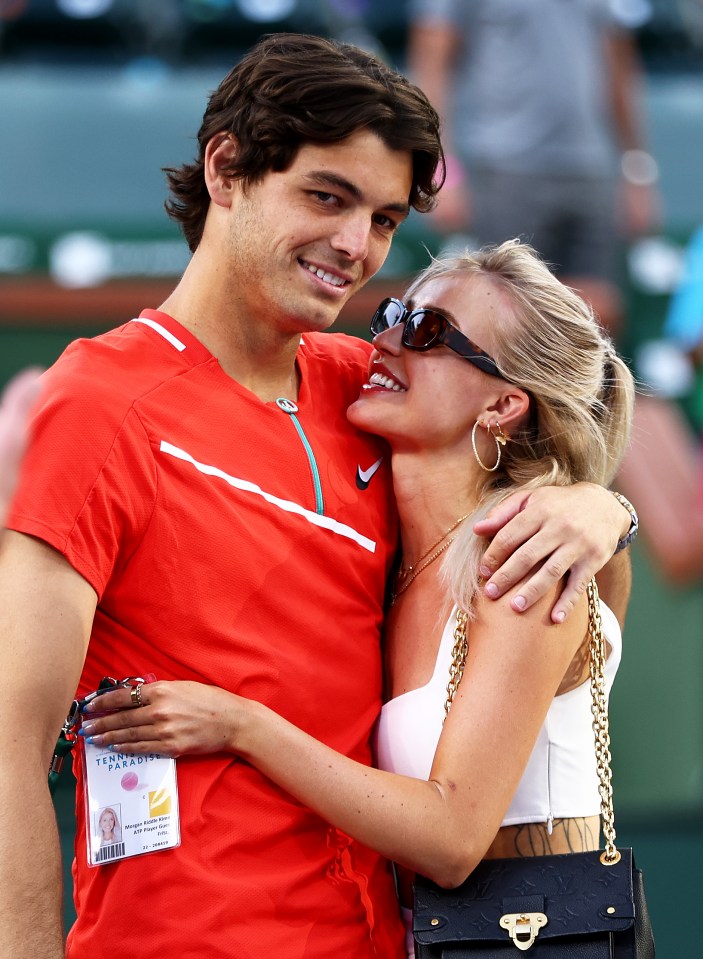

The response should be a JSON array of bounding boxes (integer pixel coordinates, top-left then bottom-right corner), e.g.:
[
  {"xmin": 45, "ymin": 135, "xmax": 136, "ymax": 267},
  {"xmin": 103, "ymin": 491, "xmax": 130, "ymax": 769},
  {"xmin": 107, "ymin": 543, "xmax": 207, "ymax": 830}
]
[{"xmin": 474, "ymin": 484, "xmax": 632, "ymax": 623}]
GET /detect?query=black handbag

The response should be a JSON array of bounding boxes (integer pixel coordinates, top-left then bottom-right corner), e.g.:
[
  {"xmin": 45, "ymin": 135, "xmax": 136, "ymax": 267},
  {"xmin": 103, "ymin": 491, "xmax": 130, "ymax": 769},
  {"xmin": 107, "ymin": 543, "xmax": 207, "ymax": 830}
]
[{"xmin": 412, "ymin": 580, "xmax": 655, "ymax": 957}]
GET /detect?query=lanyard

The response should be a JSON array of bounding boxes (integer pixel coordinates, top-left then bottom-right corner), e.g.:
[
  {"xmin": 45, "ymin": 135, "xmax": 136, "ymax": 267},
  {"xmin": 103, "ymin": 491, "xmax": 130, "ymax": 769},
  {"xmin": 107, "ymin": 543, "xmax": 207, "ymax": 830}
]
[{"xmin": 48, "ymin": 676, "xmax": 146, "ymax": 796}]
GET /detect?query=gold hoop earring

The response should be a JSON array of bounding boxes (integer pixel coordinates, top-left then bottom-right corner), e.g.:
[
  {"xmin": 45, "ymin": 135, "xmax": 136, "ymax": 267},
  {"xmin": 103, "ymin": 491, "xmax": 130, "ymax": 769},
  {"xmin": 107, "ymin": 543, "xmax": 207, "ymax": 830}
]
[
  {"xmin": 493, "ymin": 421, "xmax": 508, "ymax": 445},
  {"xmin": 471, "ymin": 420, "xmax": 506, "ymax": 472}
]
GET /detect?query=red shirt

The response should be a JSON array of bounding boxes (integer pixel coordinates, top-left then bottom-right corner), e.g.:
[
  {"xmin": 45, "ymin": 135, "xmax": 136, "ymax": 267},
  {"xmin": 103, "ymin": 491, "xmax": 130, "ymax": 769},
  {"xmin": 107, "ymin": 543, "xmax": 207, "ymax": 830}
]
[{"xmin": 10, "ymin": 311, "xmax": 404, "ymax": 959}]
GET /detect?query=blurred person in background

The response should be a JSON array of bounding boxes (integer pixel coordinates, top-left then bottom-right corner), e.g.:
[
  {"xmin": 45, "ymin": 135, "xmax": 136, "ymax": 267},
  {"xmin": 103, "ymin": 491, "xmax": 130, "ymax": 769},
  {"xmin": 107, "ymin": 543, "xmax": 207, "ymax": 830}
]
[
  {"xmin": 0, "ymin": 368, "xmax": 40, "ymax": 531},
  {"xmin": 665, "ymin": 222, "xmax": 703, "ymax": 514},
  {"xmin": 0, "ymin": 31, "xmax": 635, "ymax": 959},
  {"xmin": 665, "ymin": 223, "xmax": 703, "ymax": 418},
  {"xmin": 408, "ymin": 0, "xmax": 662, "ymax": 339},
  {"xmin": 616, "ymin": 222, "xmax": 703, "ymax": 583}
]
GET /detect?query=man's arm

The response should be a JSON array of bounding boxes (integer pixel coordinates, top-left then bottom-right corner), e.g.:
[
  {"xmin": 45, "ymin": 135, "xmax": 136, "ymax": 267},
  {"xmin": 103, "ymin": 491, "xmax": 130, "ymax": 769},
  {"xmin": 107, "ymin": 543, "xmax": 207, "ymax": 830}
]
[
  {"xmin": 474, "ymin": 483, "xmax": 634, "ymax": 622},
  {"xmin": 0, "ymin": 532, "xmax": 96, "ymax": 958}
]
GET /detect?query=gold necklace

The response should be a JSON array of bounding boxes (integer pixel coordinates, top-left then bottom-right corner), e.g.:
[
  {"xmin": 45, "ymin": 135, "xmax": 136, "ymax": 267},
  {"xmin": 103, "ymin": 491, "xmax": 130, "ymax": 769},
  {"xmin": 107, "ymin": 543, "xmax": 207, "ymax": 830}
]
[{"xmin": 392, "ymin": 513, "xmax": 470, "ymax": 604}]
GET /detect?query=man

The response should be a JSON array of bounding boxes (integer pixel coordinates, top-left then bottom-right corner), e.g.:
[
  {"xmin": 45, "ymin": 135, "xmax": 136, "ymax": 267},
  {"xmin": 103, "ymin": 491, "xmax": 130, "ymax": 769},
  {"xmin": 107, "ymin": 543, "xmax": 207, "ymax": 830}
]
[
  {"xmin": 408, "ymin": 0, "xmax": 661, "ymax": 338},
  {"xmin": 0, "ymin": 34, "xmax": 633, "ymax": 959}
]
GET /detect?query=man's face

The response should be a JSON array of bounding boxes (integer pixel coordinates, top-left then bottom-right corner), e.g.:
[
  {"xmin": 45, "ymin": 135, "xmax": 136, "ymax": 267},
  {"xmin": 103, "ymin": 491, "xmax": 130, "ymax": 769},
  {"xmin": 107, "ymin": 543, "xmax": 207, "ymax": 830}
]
[{"xmin": 222, "ymin": 129, "xmax": 413, "ymax": 336}]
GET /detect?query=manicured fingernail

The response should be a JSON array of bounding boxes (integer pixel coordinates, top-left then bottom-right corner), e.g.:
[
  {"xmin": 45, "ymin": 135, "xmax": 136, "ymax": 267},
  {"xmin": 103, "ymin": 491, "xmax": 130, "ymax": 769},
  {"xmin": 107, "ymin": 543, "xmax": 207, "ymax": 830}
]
[
  {"xmin": 85, "ymin": 736, "xmax": 98, "ymax": 745},
  {"xmin": 80, "ymin": 724, "xmax": 95, "ymax": 736},
  {"xmin": 554, "ymin": 611, "xmax": 566, "ymax": 624},
  {"xmin": 512, "ymin": 595, "xmax": 527, "ymax": 611},
  {"xmin": 479, "ymin": 565, "xmax": 491, "ymax": 578},
  {"xmin": 484, "ymin": 582, "xmax": 499, "ymax": 598}
]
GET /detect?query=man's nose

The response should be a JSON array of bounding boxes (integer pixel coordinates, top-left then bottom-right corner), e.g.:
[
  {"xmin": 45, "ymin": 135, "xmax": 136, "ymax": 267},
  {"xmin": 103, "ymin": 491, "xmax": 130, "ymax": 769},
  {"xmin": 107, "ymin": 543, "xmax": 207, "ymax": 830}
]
[{"xmin": 330, "ymin": 215, "xmax": 370, "ymax": 262}]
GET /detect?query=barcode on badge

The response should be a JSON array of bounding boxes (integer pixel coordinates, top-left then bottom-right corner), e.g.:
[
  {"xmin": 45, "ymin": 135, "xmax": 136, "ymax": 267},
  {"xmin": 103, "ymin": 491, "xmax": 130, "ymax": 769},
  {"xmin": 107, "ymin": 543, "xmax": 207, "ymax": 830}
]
[{"xmin": 94, "ymin": 843, "xmax": 125, "ymax": 863}]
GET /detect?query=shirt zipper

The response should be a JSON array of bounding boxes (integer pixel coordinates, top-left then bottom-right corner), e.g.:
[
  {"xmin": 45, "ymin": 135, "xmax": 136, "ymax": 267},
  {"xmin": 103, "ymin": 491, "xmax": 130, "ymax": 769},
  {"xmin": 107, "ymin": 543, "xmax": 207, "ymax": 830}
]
[{"xmin": 275, "ymin": 398, "xmax": 325, "ymax": 515}]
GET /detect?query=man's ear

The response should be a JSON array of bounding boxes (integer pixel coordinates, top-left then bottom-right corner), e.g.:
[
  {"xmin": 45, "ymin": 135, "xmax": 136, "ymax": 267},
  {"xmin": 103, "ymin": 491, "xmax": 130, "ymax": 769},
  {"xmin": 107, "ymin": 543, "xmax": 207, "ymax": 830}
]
[
  {"xmin": 481, "ymin": 386, "xmax": 531, "ymax": 436},
  {"xmin": 204, "ymin": 133, "xmax": 239, "ymax": 208}
]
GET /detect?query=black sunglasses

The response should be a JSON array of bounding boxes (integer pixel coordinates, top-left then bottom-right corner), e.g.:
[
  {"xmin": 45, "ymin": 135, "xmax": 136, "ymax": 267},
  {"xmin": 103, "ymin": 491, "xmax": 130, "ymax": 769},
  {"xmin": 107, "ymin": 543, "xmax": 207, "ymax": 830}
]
[{"xmin": 370, "ymin": 297, "xmax": 504, "ymax": 378}]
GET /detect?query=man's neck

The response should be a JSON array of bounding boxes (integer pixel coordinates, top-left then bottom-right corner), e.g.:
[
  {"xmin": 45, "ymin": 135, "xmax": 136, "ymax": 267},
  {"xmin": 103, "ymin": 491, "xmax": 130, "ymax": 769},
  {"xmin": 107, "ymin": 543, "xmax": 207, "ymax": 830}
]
[{"xmin": 159, "ymin": 289, "xmax": 303, "ymax": 404}]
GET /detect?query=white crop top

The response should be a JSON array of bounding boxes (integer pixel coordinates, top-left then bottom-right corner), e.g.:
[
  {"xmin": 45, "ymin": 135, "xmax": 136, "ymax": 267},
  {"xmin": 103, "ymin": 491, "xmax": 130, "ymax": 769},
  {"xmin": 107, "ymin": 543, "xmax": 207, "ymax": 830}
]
[{"xmin": 375, "ymin": 602, "xmax": 621, "ymax": 826}]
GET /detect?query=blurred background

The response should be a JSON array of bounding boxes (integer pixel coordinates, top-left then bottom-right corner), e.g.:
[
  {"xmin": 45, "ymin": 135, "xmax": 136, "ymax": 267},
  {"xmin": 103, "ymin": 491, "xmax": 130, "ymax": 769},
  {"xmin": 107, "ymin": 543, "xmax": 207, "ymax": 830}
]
[{"xmin": 1, "ymin": 0, "xmax": 701, "ymax": 952}]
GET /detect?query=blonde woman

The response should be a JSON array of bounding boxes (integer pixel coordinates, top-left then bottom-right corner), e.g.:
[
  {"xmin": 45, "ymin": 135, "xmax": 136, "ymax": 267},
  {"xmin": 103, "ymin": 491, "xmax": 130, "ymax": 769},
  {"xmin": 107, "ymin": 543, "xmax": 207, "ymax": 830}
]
[
  {"xmin": 97, "ymin": 806, "xmax": 121, "ymax": 847},
  {"xmin": 84, "ymin": 241, "xmax": 634, "ymax": 953}
]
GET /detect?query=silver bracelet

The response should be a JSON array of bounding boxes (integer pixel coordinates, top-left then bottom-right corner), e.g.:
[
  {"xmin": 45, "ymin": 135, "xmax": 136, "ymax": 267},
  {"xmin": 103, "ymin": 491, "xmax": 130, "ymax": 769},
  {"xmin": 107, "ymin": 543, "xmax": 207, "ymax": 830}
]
[{"xmin": 612, "ymin": 491, "xmax": 639, "ymax": 554}]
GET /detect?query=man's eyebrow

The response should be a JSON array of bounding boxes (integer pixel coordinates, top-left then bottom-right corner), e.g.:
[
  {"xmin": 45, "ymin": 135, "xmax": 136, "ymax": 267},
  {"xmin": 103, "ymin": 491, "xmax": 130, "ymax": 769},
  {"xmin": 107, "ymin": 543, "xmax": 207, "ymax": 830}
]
[{"xmin": 304, "ymin": 171, "xmax": 410, "ymax": 216}]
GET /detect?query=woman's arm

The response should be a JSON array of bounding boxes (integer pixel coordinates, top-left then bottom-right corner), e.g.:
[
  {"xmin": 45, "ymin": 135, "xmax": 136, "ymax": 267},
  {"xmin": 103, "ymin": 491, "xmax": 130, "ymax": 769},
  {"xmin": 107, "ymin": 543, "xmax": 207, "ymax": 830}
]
[{"xmin": 83, "ymin": 586, "xmax": 590, "ymax": 888}]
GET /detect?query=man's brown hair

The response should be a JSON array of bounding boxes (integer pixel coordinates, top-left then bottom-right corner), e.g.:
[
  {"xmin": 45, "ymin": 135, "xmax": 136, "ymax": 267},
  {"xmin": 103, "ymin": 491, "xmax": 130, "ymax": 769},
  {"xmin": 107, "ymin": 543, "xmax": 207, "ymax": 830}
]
[{"xmin": 165, "ymin": 33, "xmax": 444, "ymax": 252}]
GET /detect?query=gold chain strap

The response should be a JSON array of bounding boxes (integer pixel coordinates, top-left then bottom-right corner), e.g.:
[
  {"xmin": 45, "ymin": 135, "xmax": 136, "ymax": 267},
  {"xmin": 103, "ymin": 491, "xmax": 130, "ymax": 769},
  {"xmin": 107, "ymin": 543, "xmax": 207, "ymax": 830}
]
[
  {"xmin": 444, "ymin": 609, "xmax": 469, "ymax": 721},
  {"xmin": 587, "ymin": 578, "xmax": 621, "ymax": 865},
  {"xmin": 443, "ymin": 583, "xmax": 621, "ymax": 865}
]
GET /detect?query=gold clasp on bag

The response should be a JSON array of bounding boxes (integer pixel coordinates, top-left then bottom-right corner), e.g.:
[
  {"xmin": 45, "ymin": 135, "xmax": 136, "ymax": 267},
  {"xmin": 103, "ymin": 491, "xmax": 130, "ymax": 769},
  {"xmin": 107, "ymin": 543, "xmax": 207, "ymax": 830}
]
[{"xmin": 499, "ymin": 912, "xmax": 548, "ymax": 951}]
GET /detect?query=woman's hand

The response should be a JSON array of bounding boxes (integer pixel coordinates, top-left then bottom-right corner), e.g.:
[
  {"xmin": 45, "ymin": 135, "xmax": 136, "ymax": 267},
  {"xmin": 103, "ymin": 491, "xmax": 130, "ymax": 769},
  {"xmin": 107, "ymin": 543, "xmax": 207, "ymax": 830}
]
[
  {"xmin": 80, "ymin": 681, "xmax": 246, "ymax": 757},
  {"xmin": 474, "ymin": 483, "xmax": 631, "ymax": 623}
]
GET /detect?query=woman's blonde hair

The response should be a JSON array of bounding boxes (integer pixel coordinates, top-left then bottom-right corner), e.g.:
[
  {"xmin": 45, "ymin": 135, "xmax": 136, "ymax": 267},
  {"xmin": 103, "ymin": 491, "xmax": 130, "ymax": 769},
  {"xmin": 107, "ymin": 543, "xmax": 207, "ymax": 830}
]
[{"xmin": 404, "ymin": 240, "xmax": 635, "ymax": 614}]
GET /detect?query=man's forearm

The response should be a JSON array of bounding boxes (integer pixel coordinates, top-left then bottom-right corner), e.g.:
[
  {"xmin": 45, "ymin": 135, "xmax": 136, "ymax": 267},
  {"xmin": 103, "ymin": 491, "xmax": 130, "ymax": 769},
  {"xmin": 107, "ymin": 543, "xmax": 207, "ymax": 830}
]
[{"xmin": 0, "ymin": 766, "xmax": 65, "ymax": 958}]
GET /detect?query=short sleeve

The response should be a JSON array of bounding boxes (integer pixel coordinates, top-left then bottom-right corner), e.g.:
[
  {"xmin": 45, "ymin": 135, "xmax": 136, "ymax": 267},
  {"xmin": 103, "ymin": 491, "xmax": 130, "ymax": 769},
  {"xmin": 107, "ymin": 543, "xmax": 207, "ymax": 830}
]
[{"xmin": 7, "ymin": 355, "xmax": 157, "ymax": 599}]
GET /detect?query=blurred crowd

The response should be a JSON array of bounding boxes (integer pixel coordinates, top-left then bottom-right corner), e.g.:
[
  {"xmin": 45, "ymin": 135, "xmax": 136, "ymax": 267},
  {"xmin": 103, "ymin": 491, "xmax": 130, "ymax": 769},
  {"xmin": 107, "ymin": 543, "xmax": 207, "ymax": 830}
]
[
  {"xmin": 0, "ymin": 0, "xmax": 701, "ymax": 67},
  {"xmin": 1, "ymin": 0, "xmax": 702, "ymax": 582},
  {"xmin": 404, "ymin": 0, "xmax": 703, "ymax": 584}
]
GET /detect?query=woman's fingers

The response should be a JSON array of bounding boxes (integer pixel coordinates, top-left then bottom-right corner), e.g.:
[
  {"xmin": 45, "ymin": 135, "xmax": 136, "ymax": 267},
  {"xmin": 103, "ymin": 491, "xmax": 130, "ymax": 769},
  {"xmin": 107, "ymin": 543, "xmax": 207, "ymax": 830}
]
[
  {"xmin": 83, "ymin": 683, "xmax": 150, "ymax": 716},
  {"xmin": 81, "ymin": 680, "xmax": 239, "ymax": 757},
  {"xmin": 84, "ymin": 722, "xmax": 163, "ymax": 751},
  {"xmin": 80, "ymin": 682, "xmax": 166, "ymax": 751}
]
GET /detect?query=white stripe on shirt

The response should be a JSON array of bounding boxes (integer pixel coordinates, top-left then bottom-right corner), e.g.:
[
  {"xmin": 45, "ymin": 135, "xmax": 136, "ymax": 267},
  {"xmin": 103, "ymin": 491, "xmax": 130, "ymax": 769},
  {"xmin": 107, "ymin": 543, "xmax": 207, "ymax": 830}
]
[
  {"xmin": 131, "ymin": 317, "xmax": 187, "ymax": 352},
  {"xmin": 159, "ymin": 441, "xmax": 377, "ymax": 553}
]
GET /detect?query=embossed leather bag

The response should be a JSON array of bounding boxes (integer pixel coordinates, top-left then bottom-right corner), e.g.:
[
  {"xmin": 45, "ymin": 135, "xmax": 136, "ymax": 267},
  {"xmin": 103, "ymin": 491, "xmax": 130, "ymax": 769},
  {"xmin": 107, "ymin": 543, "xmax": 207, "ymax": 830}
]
[{"xmin": 412, "ymin": 581, "xmax": 655, "ymax": 957}]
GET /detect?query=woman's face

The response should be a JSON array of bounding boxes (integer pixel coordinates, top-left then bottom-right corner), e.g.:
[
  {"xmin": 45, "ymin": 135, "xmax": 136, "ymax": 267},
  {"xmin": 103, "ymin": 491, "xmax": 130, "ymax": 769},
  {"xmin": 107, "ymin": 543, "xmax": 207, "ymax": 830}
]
[
  {"xmin": 99, "ymin": 810, "xmax": 115, "ymax": 835},
  {"xmin": 348, "ymin": 272, "xmax": 511, "ymax": 452}
]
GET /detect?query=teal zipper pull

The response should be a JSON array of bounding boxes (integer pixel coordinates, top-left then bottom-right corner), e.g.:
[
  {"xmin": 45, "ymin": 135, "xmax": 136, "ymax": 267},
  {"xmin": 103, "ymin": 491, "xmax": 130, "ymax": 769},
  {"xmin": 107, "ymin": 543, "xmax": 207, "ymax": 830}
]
[{"xmin": 275, "ymin": 398, "xmax": 325, "ymax": 515}]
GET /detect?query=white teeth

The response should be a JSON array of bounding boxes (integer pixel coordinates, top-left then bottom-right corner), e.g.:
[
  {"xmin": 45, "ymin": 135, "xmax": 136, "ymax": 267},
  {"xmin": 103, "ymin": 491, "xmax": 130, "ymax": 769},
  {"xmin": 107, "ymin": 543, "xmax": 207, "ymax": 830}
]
[
  {"xmin": 369, "ymin": 372, "xmax": 405, "ymax": 392},
  {"xmin": 304, "ymin": 261, "xmax": 346, "ymax": 287}
]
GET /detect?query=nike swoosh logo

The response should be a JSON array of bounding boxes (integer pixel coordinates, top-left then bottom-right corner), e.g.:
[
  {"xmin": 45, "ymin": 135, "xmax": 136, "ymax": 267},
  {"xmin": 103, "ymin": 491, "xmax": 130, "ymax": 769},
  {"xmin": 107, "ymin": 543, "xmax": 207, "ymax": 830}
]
[{"xmin": 356, "ymin": 457, "xmax": 384, "ymax": 490}]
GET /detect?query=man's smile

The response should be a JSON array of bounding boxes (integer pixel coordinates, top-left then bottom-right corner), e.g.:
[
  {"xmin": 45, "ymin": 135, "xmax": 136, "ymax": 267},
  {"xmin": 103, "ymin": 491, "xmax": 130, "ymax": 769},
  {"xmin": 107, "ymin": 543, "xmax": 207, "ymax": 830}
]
[{"xmin": 299, "ymin": 258, "xmax": 352, "ymax": 289}]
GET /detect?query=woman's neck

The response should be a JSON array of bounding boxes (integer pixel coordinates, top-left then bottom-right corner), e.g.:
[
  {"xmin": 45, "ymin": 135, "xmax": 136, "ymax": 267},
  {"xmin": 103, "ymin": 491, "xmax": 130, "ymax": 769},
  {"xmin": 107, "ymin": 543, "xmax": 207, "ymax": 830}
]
[{"xmin": 390, "ymin": 448, "xmax": 482, "ymax": 567}]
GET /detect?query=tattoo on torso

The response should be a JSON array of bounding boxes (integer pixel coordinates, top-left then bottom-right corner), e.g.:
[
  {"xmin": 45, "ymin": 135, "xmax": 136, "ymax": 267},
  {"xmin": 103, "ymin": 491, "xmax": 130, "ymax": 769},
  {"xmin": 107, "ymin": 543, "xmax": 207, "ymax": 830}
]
[{"xmin": 485, "ymin": 816, "xmax": 600, "ymax": 859}]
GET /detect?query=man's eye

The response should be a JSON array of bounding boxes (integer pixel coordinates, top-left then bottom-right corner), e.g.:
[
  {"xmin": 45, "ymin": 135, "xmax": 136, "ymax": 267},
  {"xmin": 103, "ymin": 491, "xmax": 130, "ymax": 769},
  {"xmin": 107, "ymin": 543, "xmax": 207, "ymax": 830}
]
[
  {"xmin": 314, "ymin": 191, "xmax": 337, "ymax": 204},
  {"xmin": 374, "ymin": 214, "xmax": 398, "ymax": 230}
]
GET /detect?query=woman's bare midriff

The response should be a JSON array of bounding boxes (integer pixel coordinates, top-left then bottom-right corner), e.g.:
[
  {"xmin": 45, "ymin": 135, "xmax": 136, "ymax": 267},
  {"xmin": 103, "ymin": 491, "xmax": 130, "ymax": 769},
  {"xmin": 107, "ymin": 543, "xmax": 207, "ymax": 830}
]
[{"xmin": 397, "ymin": 815, "xmax": 600, "ymax": 907}]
